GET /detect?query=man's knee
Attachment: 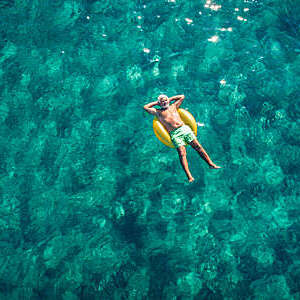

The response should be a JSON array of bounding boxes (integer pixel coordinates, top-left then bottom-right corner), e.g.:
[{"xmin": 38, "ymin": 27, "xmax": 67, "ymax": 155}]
[
  {"xmin": 190, "ymin": 139, "xmax": 201, "ymax": 150},
  {"xmin": 177, "ymin": 146, "xmax": 186, "ymax": 157}
]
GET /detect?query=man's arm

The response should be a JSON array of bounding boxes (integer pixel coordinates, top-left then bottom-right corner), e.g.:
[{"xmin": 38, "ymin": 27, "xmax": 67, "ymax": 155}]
[
  {"xmin": 143, "ymin": 101, "xmax": 158, "ymax": 115},
  {"xmin": 169, "ymin": 94, "xmax": 185, "ymax": 109}
]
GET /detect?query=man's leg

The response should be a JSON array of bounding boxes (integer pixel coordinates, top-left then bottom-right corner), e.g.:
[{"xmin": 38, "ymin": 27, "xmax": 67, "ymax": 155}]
[
  {"xmin": 176, "ymin": 146, "xmax": 194, "ymax": 182},
  {"xmin": 188, "ymin": 139, "xmax": 221, "ymax": 169}
]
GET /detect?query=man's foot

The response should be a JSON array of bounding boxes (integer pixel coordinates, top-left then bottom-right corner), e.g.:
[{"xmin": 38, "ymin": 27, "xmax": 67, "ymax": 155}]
[
  {"xmin": 209, "ymin": 163, "xmax": 221, "ymax": 169},
  {"xmin": 188, "ymin": 177, "xmax": 195, "ymax": 182}
]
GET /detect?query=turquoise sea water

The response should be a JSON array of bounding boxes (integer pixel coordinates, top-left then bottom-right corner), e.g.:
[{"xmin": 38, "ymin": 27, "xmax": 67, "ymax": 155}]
[{"xmin": 0, "ymin": 0, "xmax": 299, "ymax": 299}]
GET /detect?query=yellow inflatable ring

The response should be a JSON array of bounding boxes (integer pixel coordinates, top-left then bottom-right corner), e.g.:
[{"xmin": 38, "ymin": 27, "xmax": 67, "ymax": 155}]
[{"xmin": 153, "ymin": 108, "xmax": 197, "ymax": 148}]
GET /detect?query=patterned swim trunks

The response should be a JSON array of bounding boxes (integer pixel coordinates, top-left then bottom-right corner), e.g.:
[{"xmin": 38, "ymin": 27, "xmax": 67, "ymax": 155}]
[{"xmin": 170, "ymin": 125, "xmax": 196, "ymax": 148}]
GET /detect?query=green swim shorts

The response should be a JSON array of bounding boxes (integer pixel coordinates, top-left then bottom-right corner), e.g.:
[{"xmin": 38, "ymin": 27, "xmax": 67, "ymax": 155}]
[{"xmin": 170, "ymin": 125, "xmax": 196, "ymax": 148}]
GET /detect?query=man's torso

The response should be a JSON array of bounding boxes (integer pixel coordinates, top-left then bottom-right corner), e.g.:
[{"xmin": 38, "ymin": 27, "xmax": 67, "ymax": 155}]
[{"xmin": 156, "ymin": 104, "xmax": 184, "ymax": 133}]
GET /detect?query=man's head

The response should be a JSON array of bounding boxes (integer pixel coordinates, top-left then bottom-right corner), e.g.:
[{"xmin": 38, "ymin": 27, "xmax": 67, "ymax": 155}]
[{"xmin": 157, "ymin": 94, "xmax": 169, "ymax": 109}]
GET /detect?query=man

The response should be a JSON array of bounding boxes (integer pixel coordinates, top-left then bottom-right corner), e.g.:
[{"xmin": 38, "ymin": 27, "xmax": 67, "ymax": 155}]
[{"xmin": 144, "ymin": 94, "xmax": 221, "ymax": 182}]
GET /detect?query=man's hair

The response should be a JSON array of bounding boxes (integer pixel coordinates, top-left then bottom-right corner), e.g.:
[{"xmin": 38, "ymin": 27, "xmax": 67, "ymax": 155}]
[{"xmin": 157, "ymin": 94, "xmax": 168, "ymax": 103}]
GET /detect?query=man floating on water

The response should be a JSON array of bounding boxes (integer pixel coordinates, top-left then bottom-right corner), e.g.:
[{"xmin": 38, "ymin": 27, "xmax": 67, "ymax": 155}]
[{"xmin": 144, "ymin": 94, "xmax": 221, "ymax": 182}]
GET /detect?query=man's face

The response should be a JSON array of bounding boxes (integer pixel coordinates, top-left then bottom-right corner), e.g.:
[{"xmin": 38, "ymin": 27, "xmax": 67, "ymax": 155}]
[{"xmin": 159, "ymin": 96, "xmax": 169, "ymax": 109}]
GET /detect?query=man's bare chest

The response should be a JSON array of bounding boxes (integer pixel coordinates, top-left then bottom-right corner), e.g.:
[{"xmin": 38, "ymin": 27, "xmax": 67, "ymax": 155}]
[{"xmin": 158, "ymin": 108, "xmax": 178, "ymax": 120}]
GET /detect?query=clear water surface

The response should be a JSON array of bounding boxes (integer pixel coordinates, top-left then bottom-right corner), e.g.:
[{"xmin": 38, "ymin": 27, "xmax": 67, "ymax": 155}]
[{"xmin": 0, "ymin": 0, "xmax": 299, "ymax": 299}]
